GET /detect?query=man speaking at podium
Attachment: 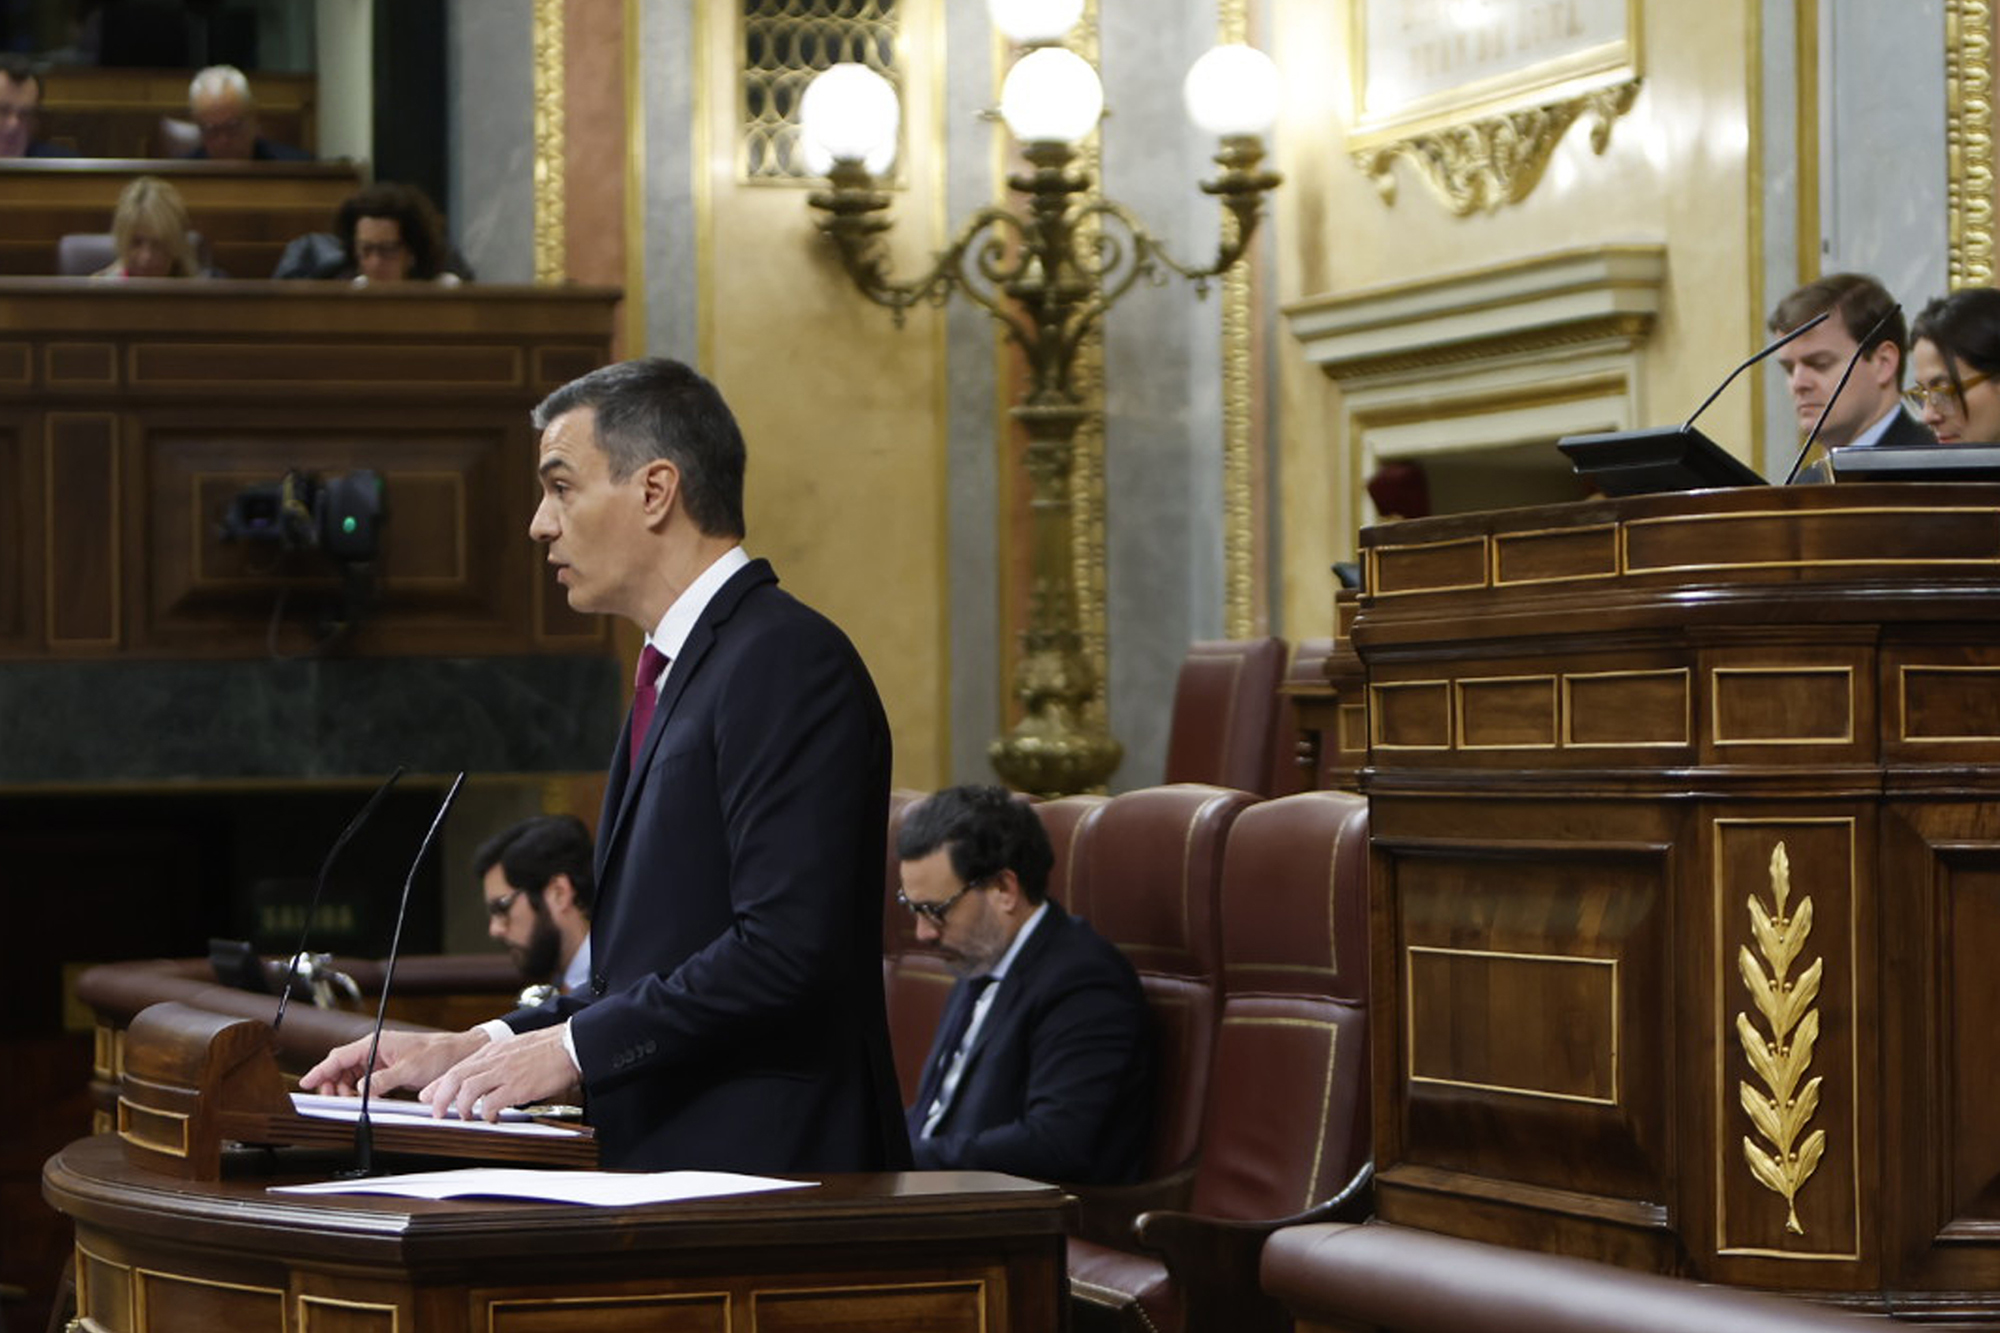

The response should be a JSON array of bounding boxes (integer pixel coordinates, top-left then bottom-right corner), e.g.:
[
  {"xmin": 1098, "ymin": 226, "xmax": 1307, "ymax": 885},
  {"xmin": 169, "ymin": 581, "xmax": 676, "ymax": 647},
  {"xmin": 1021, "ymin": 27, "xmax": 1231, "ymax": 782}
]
[
  {"xmin": 304, "ymin": 359, "xmax": 911, "ymax": 1175},
  {"xmin": 1769, "ymin": 272, "xmax": 1934, "ymax": 482}
]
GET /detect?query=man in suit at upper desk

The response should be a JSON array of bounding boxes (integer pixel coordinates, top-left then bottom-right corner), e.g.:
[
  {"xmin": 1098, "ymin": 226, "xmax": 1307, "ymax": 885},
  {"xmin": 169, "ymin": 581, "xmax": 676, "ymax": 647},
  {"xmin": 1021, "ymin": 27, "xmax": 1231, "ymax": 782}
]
[
  {"xmin": 0, "ymin": 57, "xmax": 66, "ymax": 158},
  {"xmin": 304, "ymin": 358, "xmax": 911, "ymax": 1175},
  {"xmin": 1770, "ymin": 272, "xmax": 1936, "ymax": 483},
  {"xmin": 898, "ymin": 785, "xmax": 1151, "ymax": 1184}
]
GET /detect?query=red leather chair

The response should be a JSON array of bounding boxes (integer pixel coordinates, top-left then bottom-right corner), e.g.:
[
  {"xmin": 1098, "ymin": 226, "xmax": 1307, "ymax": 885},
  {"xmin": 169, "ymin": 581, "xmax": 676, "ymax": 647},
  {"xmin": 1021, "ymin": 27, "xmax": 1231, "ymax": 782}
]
[
  {"xmin": 1066, "ymin": 784, "xmax": 1255, "ymax": 1246},
  {"xmin": 1267, "ymin": 637, "xmax": 1335, "ymax": 797},
  {"xmin": 1263, "ymin": 1223, "xmax": 1884, "ymax": 1333},
  {"xmin": 1164, "ymin": 638, "xmax": 1289, "ymax": 794},
  {"xmin": 1069, "ymin": 789, "xmax": 1373, "ymax": 1333}
]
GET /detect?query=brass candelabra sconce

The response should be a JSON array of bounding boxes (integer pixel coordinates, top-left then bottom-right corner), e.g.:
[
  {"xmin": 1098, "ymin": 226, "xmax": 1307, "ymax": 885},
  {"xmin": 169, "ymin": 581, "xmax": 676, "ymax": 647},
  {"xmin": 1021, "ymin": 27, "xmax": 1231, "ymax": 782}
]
[{"xmin": 801, "ymin": 1, "xmax": 1280, "ymax": 796}]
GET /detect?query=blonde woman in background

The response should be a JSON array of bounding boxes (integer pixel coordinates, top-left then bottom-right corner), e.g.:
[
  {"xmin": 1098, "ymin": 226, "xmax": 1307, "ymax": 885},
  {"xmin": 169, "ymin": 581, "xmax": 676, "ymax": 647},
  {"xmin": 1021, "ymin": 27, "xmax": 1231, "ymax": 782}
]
[{"xmin": 94, "ymin": 176, "xmax": 203, "ymax": 278}]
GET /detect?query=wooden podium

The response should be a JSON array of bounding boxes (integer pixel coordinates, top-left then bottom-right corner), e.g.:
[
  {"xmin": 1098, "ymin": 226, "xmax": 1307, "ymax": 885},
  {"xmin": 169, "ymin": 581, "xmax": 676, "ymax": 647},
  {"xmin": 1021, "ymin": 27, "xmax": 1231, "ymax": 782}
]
[
  {"xmin": 43, "ymin": 1002, "xmax": 1069, "ymax": 1332},
  {"xmin": 1355, "ymin": 484, "xmax": 2000, "ymax": 1317}
]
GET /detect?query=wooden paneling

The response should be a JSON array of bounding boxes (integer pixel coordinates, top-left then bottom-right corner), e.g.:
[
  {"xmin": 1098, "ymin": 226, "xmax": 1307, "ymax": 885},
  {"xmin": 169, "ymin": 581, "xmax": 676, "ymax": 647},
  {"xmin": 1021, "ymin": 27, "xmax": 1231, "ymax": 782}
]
[
  {"xmin": 46, "ymin": 412, "xmax": 119, "ymax": 647},
  {"xmin": 36, "ymin": 68, "xmax": 317, "ymax": 161},
  {"xmin": 0, "ymin": 280, "xmax": 618, "ymax": 661},
  {"xmin": 0, "ymin": 160, "xmax": 359, "ymax": 279},
  {"xmin": 1355, "ymin": 485, "xmax": 2000, "ymax": 1313}
]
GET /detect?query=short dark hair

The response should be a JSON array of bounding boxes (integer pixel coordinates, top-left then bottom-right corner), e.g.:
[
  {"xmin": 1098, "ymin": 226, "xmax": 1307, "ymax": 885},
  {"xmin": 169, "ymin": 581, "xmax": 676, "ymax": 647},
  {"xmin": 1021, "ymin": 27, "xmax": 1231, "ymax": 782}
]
[
  {"xmin": 335, "ymin": 181, "xmax": 448, "ymax": 280},
  {"xmin": 896, "ymin": 785, "xmax": 1054, "ymax": 904},
  {"xmin": 1912, "ymin": 286, "xmax": 2000, "ymax": 403},
  {"xmin": 0, "ymin": 56, "xmax": 42, "ymax": 101},
  {"xmin": 1769, "ymin": 272, "xmax": 1910, "ymax": 385},
  {"xmin": 532, "ymin": 358, "xmax": 748, "ymax": 539},
  {"xmin": 472, "ymin": 815, "xmax": 595, "ymax": 915}
]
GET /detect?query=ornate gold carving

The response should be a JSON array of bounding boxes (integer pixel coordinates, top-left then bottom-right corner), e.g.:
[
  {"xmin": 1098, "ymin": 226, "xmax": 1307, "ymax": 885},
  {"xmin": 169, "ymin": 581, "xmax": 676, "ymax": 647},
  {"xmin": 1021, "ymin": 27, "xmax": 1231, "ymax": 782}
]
[
  {"xmin": 1736, "ymin": 841, "xmax": 1826, "ymax": 1236},
  {"xmin": 1219, "ymin": 0, "xmax": 1255, "ymax": 638},
  {"xmin": 1947, "ymin": 0, "xmax": 1994, "ymax": 287},
  {"xmin": 531, "ymin": 0, "xmax": 566, "ymax": 284},
  {"xmin": 1354, "ymin": 80, "xmax": 1642, "ymax": 217},
  {"xmin": 1070, "ymin": 4, "xmax": 1110, "ymax": 748}
]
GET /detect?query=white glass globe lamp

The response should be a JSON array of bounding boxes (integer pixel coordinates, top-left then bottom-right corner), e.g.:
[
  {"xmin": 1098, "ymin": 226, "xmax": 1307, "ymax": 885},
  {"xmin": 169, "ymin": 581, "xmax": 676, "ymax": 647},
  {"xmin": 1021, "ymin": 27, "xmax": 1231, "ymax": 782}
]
[
  {"xmin": 999, "ymin": 46, "xmax": 1104, "ymax": 146},
  {"xmin": 986, "ymin": 0, "xmax": 1084, "ymax": 44},
  {"xmin": 1182, "ymin": 43, "xmax": 1280, "ymax": 139},
  {"xmin": 799, "ymin": 63, "xmax": 901, "ymax": 174}
]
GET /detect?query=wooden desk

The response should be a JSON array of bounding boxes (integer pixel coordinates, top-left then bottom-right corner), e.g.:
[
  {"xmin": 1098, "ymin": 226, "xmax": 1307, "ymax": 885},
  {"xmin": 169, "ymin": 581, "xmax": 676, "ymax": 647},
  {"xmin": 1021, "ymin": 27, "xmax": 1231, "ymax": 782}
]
[
  {"xmin": 0, "ymin": 159, "xmax": 360, "ymax": 278},
  {"xmin": 44, "ymin": 1135, "xmax": 1069, "ymax": 1333},
  {"xmin": 0, "ymin": 278, "xmax": 615, "ymax": 663},
  {"xmin": 36, "ymin": 68, "xmax": 317, "ymax": 161},
  {"xmin": 1356, "ymin": 484, "xmax": 2000, "ymax": 1317}
]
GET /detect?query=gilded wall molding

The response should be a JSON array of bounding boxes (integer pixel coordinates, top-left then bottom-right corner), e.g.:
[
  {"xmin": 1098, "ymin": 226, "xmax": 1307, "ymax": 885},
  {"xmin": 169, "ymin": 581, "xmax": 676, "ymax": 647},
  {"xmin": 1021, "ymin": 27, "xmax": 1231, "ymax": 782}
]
[
  {"xmin": 1219, "ymin": 0, "xmax": 1256, "ymax": 638},
  {"xmin": 1736, "ymin": 841, "xmax": 1827, "ymax": 1236},
  {"xmin": 532, "ymin": 0, "xmax": 567, "ymax": 284},
  {"xmin": 1069, "ymin": 3, "xmax": 1110, "ymax": 741},
  {"xmin": 1354, "ymin": 80, "xmax": 1642, "ymax": 217},
  {"xmin": 1947, "ymin": 0, "xmax": 1995, "ymax": 288}
]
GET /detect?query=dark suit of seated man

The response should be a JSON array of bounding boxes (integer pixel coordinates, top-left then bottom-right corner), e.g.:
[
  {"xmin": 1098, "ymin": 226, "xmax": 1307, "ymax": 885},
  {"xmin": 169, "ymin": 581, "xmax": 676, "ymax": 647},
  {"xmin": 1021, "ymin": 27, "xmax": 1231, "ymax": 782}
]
[{"xmin": 897, "ymin": 785, "xmax": 1151, "ymax": 1184}]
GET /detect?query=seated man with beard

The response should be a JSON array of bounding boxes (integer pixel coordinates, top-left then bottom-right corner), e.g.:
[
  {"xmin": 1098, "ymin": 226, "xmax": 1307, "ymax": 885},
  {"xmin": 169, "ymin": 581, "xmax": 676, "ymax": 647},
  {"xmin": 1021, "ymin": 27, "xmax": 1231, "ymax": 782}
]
[
  {"xmin": 474, "ymin": 815, "xmax": 594, "ymax": 1004},
  {"xmin": 896, "ymin": 785, "xmax": 1152, "ymax": 1184}
]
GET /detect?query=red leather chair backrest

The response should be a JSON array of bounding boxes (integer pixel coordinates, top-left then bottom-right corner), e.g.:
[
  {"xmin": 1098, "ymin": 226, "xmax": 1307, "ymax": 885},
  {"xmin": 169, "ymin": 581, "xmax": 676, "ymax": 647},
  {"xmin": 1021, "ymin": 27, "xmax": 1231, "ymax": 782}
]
[
  {"xmin": 1035, "ymin": 794, "xmax": 1106, "ymax": 916},
  {"xmin": 1164, "ymin": 638, "xmax": 1288, "ymax": 794},
  {"xmin": 1189, "ymin": 790, "xmax": 1371, "ymax": 1220},
  {"xmin": 1267, "ymin": 637, "xmax": 1335, "ymax": 798},
  {"xmin": 1084, "ymin": 783, "xmax": 1255, "ymax": 1176}
]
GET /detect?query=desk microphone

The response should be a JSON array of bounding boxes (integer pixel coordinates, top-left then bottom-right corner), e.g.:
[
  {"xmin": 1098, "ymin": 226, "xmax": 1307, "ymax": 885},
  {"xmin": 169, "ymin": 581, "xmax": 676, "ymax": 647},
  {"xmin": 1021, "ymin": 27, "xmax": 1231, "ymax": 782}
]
[
  {"xmin": 1682, "ymin": 310, "xmax": 1830, "ymax": 433},
  {"xmin": 271, "ymin": 765, "xmax": 405, "ymax": 1034},
  {"xmin": 348, "ymin": 771, "xmax": 467, "ymax": 1179},
  {"xmin": 1782, "ymin": 303, "xmax": 1902, "ymax": 485}
]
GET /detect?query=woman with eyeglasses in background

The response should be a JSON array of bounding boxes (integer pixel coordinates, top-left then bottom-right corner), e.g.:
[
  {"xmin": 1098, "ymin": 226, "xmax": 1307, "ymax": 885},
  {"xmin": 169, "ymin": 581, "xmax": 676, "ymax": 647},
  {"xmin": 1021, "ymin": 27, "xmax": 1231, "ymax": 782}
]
[{"xmin": 1909, "ymin": 288, "xmax": 2000, "ymax": 444}]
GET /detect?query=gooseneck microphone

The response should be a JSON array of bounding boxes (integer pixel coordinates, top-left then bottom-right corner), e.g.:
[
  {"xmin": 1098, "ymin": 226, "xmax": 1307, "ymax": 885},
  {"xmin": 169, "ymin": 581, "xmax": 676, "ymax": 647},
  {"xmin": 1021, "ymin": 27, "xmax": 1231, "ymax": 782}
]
[
  {"xmin": 1782, "ymin": 303, "xmax": 1903, "ymax": 485},
  {"xmin": 271, "ymin": 765, "xmax": 406, "ymax": 1034},
  {"xmin": 348, "ymin": 771, "xmax": 467, "ymax": 1178},
  {"xmin": 1683, "ymin": 310, "xmax": 1831, "ymax": 433}
]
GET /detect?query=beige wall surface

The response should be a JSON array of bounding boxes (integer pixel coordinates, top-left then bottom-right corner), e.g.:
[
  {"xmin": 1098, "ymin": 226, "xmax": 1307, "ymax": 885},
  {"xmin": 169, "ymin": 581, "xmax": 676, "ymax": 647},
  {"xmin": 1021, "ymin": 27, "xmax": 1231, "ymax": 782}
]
[
  {"xmin": 695, "ymin": 4, "xmax": 952, "ymax": 793},
  {"xmin": 1270, "ymin": 0, "xmax": 1757, "ymax": 639}
]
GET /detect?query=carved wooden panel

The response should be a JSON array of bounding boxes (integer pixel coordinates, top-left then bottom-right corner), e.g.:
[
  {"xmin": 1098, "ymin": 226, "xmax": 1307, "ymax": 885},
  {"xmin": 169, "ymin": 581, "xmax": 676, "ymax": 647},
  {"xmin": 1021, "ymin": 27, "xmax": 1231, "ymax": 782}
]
[
  {"xmin": 0, "ymin": 160, "xmax": 360, "ymax": 279},
  {"xmin": 1709, "ymin": 818, "xmax": 1864, "ymax": 1266},
  {"xmin": 0, "ymin": 423, "xmax": 22, "ymax": 643},
  {"xmin": 45, "ymin": 412, "xmax": 119, "ymax": 647},
  {"xmin": 1380, "ymin": 831, "xmax": 1671, "ymax": 1208}
]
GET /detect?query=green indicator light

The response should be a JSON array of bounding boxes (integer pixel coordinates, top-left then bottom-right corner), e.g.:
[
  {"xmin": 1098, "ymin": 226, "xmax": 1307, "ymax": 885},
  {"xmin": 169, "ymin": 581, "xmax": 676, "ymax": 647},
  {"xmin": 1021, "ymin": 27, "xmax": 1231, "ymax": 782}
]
[{"xmin": 342, "ymin": 516, "xmax": 358, "ymax": 534}]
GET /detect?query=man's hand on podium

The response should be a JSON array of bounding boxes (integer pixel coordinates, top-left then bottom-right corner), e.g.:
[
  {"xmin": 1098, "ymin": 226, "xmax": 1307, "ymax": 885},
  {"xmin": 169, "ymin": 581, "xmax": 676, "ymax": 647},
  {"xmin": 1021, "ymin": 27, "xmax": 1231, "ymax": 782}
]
[
  {"xmin": 300, "ymin": 1028, "xmax": 491, "ymax": 1100},
  {"xmin": 422, "ymin": 1024, "xmax": 577, "ymax": 1123}
]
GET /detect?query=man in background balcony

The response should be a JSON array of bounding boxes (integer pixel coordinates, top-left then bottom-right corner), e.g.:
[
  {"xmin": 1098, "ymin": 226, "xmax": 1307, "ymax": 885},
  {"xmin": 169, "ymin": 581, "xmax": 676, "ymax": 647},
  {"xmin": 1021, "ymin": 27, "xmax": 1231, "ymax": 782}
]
[
  {"xmin": 0, "ymin": 58, "xmax": 64, "ymax": 158},
  {"xmin": 188, "ymin": 64, "xmax": 309, "ymax": 161}
]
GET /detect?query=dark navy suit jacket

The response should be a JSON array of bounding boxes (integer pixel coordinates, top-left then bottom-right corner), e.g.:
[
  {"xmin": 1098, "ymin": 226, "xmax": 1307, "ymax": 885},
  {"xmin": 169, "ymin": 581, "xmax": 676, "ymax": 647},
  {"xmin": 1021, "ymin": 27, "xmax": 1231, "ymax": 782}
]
[
  {"xmin": 909, "ymin": 907, "xmax": 1151, "ymax": 1184},
  {"xmin": 509, "ymin": 558, "xmax": 910, "ymax": 1174},
  {"xmin": 1791, "ymin": 405, "xmax": 1936, "ymax": 483}
]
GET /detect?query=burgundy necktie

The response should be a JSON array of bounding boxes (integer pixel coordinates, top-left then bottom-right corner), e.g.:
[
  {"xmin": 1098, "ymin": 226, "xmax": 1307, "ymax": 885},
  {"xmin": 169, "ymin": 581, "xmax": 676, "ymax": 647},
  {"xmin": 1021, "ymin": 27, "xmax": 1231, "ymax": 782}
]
[{"xmin": 628, "ymin": 643, "xmax": 669, "ymax": 771}]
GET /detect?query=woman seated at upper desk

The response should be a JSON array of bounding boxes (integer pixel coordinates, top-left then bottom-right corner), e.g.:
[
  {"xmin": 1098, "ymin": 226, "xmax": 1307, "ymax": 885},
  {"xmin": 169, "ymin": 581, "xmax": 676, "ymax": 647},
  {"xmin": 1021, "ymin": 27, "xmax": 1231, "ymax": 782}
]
[
  {"xmin": 91, "ymin": 174, "xmax": 208, "ymax": 279},
  {"xmin": 1908, "ymin": 287, "xmax": 2000, "ymax": 446}
]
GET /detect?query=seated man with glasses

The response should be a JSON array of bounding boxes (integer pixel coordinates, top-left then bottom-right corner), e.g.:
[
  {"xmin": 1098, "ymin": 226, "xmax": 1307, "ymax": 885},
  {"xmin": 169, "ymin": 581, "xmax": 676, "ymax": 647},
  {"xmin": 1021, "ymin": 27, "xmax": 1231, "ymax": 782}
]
[
  {"xmin": 896, "ymin": 784, "xmax": 1151, "ymax": 1184},
  {"xmin": 1768, "ymin": 272, "xmax": 1934, "ymax": 483},
  {"xmin": 473, "ymin": 815, "xmax": 595, "ymax": 1005}
]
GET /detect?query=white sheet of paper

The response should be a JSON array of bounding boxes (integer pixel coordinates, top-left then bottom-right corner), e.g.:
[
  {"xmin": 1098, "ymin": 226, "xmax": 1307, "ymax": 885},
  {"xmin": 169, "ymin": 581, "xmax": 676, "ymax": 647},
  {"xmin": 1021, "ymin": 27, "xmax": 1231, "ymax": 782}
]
[
  {"xmin": 271, "ymin": 1167, "xmax": 816, "ymax": 1207},
  {"xmin": 289, "ymin": 1092, "xmax": 581, "ymax": 1138}
]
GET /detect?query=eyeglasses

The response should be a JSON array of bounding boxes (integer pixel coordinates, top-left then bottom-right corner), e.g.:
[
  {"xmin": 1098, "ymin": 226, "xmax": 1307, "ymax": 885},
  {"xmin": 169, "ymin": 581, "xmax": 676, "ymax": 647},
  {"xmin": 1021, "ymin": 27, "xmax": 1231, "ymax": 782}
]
[
  {"xmin": 896, "ymin": 878, "xmax": 988, "ymax": 926},
  {"xmin": 486, "ymin": 888, "xmax": 526, "ymax": 918},
  {"xmin": 1904, "ymin": 369, "xmax": 1994, "ymax": 411},
  {"xmin": 197, "ymin": 116, "xmax": 247, "ymax": 137},
  {"xmin": 357, "ymin": 240, "xmax": 407, "ymax": 260}
]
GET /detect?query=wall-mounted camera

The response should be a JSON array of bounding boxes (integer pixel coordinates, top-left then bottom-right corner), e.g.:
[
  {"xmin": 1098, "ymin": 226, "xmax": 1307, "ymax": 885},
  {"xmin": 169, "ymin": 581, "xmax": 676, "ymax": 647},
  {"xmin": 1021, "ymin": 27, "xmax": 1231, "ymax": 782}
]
[
  {"xmin": 219, "ymin": 469, "xmax": 387, "ymax": 654},
  {"xmin": 220, "ymin": 469, "xmax": 384, "ymax": 561}
]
